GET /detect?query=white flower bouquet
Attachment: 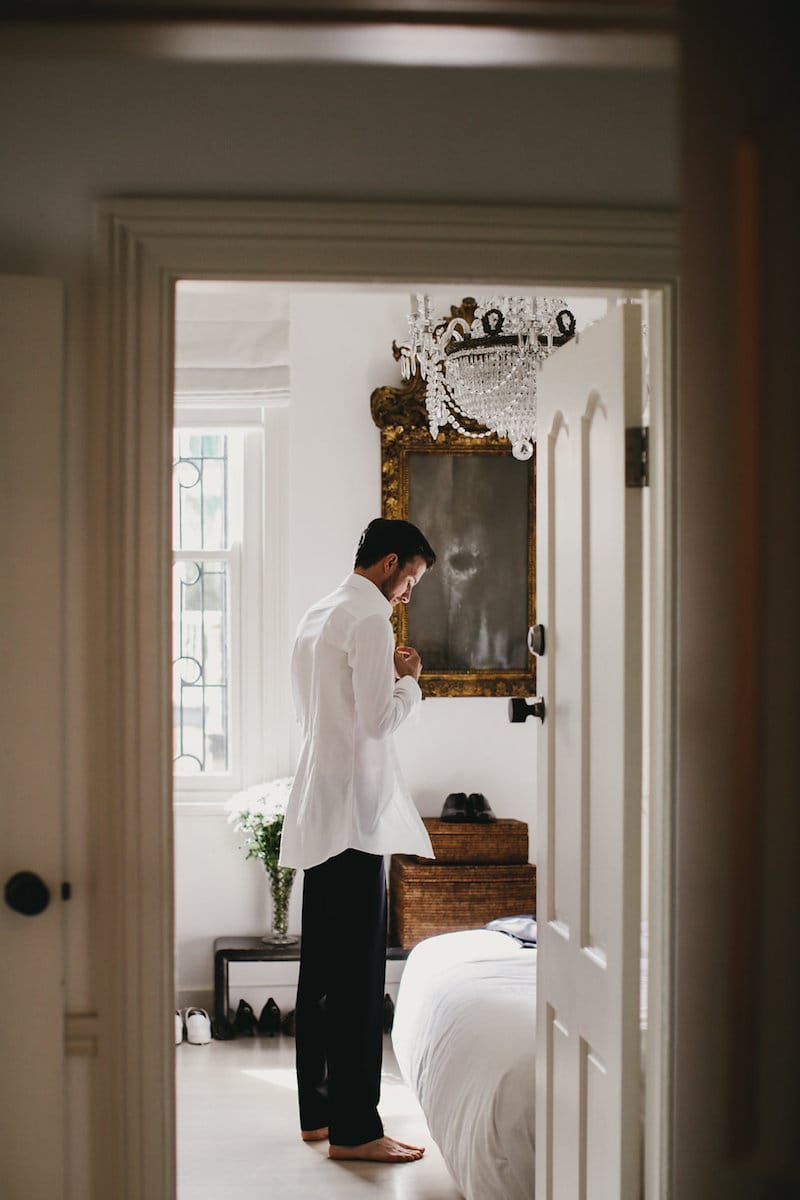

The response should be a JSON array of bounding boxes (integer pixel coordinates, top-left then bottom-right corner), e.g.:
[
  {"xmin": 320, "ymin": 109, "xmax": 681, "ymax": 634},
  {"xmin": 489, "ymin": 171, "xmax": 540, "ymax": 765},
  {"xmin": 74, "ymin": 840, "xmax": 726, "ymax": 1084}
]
[{"xmin": 225, "ymin": 776, "xmax": 296, "ymax": 942}]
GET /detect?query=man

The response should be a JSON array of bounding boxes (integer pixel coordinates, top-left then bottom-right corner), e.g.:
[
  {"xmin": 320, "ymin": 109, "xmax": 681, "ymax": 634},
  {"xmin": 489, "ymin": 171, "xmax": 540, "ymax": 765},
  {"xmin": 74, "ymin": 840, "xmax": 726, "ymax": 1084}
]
[{"xmin": 278, "ymin": 517, "xmax": 437, "ymax": 1164}]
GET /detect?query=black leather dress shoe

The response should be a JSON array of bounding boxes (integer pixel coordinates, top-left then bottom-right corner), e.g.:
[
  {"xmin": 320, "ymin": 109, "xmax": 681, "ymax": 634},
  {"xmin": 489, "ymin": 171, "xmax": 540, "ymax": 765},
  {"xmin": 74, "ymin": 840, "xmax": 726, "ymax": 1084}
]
[
  {"xmin": 212, "ymin": 1013, "xmax": 236, "ymax": 1040},
  {"xmin": 233, "ymin": 998, "xmax": 258, "ymax": 1036},
  {"xmin": 440, "ymin": 792, "xmax": 469, "ymax": 821},
  {"xmin": 258, "ymin": 997, "xmax": 282, "ymax": 1036},
  {"xmin": 468, "ymin": 792, "xmax": 497, "ymax": 822}
]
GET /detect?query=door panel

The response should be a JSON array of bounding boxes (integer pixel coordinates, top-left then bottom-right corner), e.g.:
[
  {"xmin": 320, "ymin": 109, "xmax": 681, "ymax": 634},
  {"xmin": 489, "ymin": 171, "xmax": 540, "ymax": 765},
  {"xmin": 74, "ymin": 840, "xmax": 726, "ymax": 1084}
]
[
  {"xmin": 551, "ymin": 413, "xmax": 580, "ymax": 930},
  {"xmin": 0, "ymin": 277, "xmax": 66, "ymax": 1197},
  {"xmin": 536, "ymin": 302, "xmax": 643, "ymax": 1199}
]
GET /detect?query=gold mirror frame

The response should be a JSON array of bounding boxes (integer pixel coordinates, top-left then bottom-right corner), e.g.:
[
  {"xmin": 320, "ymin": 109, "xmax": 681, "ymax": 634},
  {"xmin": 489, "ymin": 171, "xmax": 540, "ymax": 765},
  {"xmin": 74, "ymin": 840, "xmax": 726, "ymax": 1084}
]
[{"xmin": 370, "ymin": 314, "xmax": 536, "ymax": 699}]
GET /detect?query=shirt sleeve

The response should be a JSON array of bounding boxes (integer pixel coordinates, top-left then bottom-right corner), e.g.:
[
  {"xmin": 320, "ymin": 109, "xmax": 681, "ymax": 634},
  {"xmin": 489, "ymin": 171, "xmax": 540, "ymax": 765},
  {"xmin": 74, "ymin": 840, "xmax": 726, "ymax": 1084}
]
[
  {"xmin": 349, "ymin": 612, "xmax": 421, "ymax": 739},
  {"xmin": 290, "ymin": 637, "xmax": 306, "ymax": 729}
]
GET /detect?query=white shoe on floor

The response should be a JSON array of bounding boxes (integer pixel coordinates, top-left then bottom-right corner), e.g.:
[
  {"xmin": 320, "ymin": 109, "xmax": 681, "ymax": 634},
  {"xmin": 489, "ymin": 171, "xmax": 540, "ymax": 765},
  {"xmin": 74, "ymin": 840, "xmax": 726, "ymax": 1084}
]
[
  {"xmin": 175, "ymin": 1010, "xmax": 185, "ymax": 1045},
  {"xmin": 185, "ymin": 1007, "xmax": 212, "ymax": 1044}
]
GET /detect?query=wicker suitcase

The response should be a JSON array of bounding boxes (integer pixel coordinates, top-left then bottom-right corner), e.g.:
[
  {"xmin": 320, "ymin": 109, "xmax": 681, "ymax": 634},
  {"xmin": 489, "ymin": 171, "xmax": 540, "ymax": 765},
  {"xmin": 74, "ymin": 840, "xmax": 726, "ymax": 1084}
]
[
  {"xmin": 389, "ymin": 854, "xmax": 536, "ymax": 949},
  {"xmin": 421, "ymin": 817, "xmax": 528, "ymax": 864}
]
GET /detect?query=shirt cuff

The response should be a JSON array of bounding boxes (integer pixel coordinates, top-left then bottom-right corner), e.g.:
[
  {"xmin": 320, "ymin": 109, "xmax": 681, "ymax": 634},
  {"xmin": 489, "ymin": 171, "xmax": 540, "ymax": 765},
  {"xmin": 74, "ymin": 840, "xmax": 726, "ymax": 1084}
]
[{"xmin": 395, "ymin": 675, "xmax": 422, "ymax": 703}]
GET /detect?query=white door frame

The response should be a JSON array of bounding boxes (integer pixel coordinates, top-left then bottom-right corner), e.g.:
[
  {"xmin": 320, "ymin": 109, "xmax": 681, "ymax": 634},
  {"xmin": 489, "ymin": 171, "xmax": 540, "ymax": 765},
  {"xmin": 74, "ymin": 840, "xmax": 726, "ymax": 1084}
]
[{"xmin": 91, "ymin": 199, "xmax": 677, "ymax": 1200}]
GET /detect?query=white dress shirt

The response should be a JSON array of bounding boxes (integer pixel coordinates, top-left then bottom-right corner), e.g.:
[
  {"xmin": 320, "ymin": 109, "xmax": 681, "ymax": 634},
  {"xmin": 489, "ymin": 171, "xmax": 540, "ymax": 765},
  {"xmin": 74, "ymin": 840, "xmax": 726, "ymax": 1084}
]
[{"xmin": 278, "ymin": 572, "xmax": 435, "ymax": 870}]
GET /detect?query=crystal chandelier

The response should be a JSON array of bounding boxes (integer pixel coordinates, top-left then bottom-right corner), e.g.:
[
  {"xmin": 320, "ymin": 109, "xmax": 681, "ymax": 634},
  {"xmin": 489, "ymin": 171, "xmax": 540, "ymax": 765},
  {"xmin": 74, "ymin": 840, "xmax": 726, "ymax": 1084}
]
[{"xmin": 399, "ymin": 295, "xmax": 575, "ymax": 460}]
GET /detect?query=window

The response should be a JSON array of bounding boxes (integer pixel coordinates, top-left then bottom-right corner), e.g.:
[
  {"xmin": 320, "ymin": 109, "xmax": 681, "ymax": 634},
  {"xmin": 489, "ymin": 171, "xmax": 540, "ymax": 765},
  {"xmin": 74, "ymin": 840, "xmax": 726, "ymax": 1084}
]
[
  {"xmin": 172, "ymin": 405, "xmax": 289, "ymax": 801},
  {"xmin": 172, "ymin": 430, "xmax": 238, "ymax": 776}
]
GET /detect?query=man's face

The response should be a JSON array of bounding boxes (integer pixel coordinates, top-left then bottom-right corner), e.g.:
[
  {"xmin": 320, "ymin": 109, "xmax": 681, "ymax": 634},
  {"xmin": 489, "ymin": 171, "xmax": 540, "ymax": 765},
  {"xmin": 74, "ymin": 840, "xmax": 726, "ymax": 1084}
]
[{"xmin": 380, "ymin": 554, "xmax": 428, "ymax": 607}]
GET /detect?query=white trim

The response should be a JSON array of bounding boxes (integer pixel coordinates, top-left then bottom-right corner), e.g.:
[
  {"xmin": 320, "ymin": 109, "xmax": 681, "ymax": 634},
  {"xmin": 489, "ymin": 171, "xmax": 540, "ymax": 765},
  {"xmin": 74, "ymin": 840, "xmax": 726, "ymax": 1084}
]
[
  {"xmin": 173, "ymin": 798, "xmax": 232, "ymax": 817},
  {"xmin": 172, "ymin": 550, "xmax": 235, "ymax": 562},
  {"xmin": 173, "ymin": 388, "xmax": 291, "ymax": 412},
  {"xmin": 261, "ymin": 406, "xmax": 292, "ymax": 780},
  {"xmin": 171, "ymin": 410, "xmax": 291, "ymax": 798},
  {"xmin": 173, "ymin": 405, "xmax": 267, "ymax": 429},
  {"xmin": 239, "ymin": 424, "xmax": 266, "ymax": 784},
  {"xmin": 172, "ymin": 428, "xmax": 242, "ymax": 789},
  {"xmin": 92, "ymin": 198, "xmax": 677, "ymax": 1200},
  {"xmin": 642, "ymin": 286, "xmax": 677, "ymax": 1200}
]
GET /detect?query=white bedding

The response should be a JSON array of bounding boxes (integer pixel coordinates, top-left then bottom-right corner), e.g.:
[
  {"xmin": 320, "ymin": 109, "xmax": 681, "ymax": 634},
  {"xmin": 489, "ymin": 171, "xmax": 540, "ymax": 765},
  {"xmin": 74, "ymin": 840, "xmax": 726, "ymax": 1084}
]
[
  {"xmin": 392, "ymin": 929, "xmax": 537, "ymax": 1200},
  {"xmin": 392, "ymin": 926, "xmax": 650, "ymax": 1200}
]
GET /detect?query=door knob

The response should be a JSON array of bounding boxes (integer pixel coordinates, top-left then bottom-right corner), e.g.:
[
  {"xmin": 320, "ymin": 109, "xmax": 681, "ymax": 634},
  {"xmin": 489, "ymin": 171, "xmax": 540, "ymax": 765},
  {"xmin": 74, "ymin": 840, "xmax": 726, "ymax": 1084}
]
[
  {"xmin": 508, "ymin": 696, "xmax": 546, "ymax": 724},
  {"xmin": 4, "ymin": 871, "xmax": 51, "ymax": 916},
  {"xmin": 527, "ymin": 624, "xmax": 545, "ymax": 655}
]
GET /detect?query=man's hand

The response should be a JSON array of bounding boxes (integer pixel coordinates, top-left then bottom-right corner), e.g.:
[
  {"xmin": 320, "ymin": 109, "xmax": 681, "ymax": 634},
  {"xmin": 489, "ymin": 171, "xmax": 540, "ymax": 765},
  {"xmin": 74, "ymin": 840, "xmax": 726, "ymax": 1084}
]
[{"xmin": 394, "ymin": 645, "xmax": 422, "ymax": 682}]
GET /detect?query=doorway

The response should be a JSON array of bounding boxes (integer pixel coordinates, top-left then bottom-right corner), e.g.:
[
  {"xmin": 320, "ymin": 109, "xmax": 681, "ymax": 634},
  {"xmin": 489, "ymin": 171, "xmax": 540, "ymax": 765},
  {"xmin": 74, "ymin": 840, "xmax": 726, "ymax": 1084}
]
[
  {"xmin": 92, "ymin": 198, "xmax": 677, "ymax": 1200},
  {"xmin": 171, "ymin": 280, "xmax": 617, "ymax": 1198}
]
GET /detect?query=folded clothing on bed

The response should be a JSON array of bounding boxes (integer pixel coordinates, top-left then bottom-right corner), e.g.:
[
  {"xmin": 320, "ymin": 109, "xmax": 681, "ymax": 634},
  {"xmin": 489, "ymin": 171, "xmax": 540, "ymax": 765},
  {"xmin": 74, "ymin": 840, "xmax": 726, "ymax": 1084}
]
[{"xmin": 483, "ymin": 914, "xmax": 537, "ymax": 946}]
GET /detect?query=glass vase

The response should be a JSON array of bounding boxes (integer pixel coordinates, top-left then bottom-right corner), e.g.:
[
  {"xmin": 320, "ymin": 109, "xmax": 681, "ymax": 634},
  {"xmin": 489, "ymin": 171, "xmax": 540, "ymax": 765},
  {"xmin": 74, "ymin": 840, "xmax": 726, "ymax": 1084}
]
[{"xmin": 262, "ymin": 864, "xmax": 297, "ymax": 945}]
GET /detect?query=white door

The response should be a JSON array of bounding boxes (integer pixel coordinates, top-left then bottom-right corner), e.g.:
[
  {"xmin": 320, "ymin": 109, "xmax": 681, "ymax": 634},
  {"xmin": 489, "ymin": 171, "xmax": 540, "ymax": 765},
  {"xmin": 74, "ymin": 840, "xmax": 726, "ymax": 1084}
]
[
  {"xmin": 535, "ymin": 302, "xmax": 644, "ymax": 1199},
  {"xmin": 0, "ymin": 277, "xmax": 66, "ymax": 1196}
]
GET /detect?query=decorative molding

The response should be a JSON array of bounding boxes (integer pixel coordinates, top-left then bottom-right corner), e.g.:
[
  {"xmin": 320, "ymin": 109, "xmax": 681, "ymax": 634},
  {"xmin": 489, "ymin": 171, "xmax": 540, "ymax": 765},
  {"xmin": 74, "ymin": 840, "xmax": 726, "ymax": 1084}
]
[
  {"xmin": 98, "ymin": 200, "xmax": 678, "ymax": 289},
  {"xmin": 173, "ymin": 387, "xmax": 291, "ymax": 409},
  {"xmin": 370, "ymin": 360, "xmax": 430, "ymax": 432},
  {"xmin": 91, "ymin": 198, "xmax": 677, "ymax": 1200}
]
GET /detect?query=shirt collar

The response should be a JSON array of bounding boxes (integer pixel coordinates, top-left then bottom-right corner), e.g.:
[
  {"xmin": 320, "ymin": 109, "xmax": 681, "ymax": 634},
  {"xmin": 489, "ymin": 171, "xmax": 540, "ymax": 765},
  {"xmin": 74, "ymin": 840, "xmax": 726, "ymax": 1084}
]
[{"xmin": 343, "ymin": 571, "xmax": 393, "ymax": 617}]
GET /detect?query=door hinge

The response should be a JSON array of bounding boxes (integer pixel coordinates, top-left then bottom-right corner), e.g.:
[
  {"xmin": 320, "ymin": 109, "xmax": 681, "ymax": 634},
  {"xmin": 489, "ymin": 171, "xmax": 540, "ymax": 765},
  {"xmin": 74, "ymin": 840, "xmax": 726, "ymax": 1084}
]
[
  {"xmin": 61, "ymin": 881, "xmax": 72, "ymax": 901},
  {"xmin": 626, "ymin": 426, "xmax": 649, "ymax": 488}
]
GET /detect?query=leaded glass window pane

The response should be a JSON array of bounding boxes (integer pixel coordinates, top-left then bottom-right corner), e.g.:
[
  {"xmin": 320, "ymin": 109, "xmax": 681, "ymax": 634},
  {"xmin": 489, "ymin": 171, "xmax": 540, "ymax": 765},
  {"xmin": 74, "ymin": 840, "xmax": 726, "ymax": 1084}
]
[
  {"xmin": 172, "ymin": 427, "xmax": 235, "ymax": 778},
  {"xmin": 172, "ymin": 559, "xmax": 230, "ymax": 774},
  {"xmin": 173, "ymin": 432, "xmax": 229, "ymax": 551}
]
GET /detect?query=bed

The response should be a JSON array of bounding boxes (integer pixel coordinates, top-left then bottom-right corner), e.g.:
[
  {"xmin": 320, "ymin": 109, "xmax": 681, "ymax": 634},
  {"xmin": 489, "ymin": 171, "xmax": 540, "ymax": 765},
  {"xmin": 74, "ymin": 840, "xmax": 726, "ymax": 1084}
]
[
  {"xmin": 391, "ymin": 926, "xmax": 538, "ymax": 1200},
  {"xmin": 392, "ymin": 923, "xmax": 648, "ymax": 1200}
]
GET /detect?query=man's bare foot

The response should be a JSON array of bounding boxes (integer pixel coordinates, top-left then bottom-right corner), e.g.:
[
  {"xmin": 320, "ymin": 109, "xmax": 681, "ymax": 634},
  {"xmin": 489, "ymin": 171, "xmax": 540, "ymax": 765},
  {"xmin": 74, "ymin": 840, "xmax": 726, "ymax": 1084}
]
[
  {"xmin": 301, "ymin": 1127, "xmax": 328, "ymax": 1142},
  {"xmin": 329, "ymin": 1136, "xmax": 425, "ymax": 1162}
]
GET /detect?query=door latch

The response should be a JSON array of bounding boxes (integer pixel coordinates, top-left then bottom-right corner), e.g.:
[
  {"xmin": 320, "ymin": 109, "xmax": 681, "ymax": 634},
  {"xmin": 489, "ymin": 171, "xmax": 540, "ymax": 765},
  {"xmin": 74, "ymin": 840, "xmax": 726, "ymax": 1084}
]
[{"xmin": 508, "ymin": 697, "xmax": 546, "ymax": 724}]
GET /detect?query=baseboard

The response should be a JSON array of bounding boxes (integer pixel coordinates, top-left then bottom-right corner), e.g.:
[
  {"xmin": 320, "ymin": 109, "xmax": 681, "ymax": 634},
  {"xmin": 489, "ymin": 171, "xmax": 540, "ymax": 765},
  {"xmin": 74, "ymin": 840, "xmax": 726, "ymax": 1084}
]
[
  {"xmin": 177, "ymin": 979, "xmax": 403, "ymax": 1017},
  {"xmin": 176, "ymin": 984, "xmax": 298, "ymax": 1016},
  {"xmin": 175, "ymin": 989, "xmax": 215, "ymax": 1015}
]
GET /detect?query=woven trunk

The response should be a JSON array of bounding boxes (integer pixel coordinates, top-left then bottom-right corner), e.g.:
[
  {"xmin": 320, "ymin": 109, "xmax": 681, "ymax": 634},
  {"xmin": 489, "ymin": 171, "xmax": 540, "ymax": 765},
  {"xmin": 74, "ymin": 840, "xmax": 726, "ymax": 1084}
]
[
  {"xmin": 421, "ymin": 816, "xmax": 529, "ymax": 864},
  {"xmin": 389, "ymin": 855, "xmax": 537, "ymax": 949}
]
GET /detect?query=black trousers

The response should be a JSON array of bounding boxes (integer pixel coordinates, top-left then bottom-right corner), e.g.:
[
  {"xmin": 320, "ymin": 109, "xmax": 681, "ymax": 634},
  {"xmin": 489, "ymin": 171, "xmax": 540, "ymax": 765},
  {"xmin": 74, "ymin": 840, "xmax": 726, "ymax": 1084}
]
[{"xmin": 295, "ymin": 848, "xmax": 387, "ymax": 1146}]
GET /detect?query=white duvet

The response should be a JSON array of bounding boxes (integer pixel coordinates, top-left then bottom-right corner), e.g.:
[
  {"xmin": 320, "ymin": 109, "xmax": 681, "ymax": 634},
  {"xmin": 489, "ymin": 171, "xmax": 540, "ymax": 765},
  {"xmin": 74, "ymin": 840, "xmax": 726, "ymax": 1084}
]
[
  {"xmin": 391, "ymin": 929, "xmax": 537, "ymax": 1200},
  {"xmin": 392, "ymin": 926, "xmax": 650, "ymax": 1200}
]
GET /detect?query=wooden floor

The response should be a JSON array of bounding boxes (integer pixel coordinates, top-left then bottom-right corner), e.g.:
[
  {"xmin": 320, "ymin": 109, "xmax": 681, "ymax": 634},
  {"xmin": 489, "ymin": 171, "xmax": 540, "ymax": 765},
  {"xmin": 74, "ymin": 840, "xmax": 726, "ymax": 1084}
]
[{"xmin": 176, "ymin": 1032, "xmax": 464, "ymax": 1199}]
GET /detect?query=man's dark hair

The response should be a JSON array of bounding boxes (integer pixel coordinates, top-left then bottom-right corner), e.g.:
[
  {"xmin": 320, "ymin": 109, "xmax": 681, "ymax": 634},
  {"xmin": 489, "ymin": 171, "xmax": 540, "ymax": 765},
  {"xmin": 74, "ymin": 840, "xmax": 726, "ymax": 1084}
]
[{"xmin": 354, "ymin": 518, "xmax": 436, "ymax": 570}]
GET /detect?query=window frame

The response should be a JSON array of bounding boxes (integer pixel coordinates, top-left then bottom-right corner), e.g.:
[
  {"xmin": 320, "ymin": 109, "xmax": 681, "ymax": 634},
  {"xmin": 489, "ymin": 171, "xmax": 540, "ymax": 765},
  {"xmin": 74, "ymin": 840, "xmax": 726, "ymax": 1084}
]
[{"xmin": 172, "ymin": 397, "xmax": 290, "ymax": 808}]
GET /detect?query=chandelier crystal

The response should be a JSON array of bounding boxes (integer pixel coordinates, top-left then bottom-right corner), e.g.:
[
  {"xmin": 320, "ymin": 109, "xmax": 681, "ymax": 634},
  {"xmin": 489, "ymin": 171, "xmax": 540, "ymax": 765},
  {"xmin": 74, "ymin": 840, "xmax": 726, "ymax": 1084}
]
[{"xmin": 399, "ymin": 295, "xmax": 575, "ymax": 460}]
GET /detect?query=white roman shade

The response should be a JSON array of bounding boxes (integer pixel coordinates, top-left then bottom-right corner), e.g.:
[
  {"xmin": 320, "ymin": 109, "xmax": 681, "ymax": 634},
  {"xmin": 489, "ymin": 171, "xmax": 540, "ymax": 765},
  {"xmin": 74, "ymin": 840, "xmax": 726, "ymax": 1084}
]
[{"xmin": 174, "ymin": 280, "xmax": 290, "ymax": 402}]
